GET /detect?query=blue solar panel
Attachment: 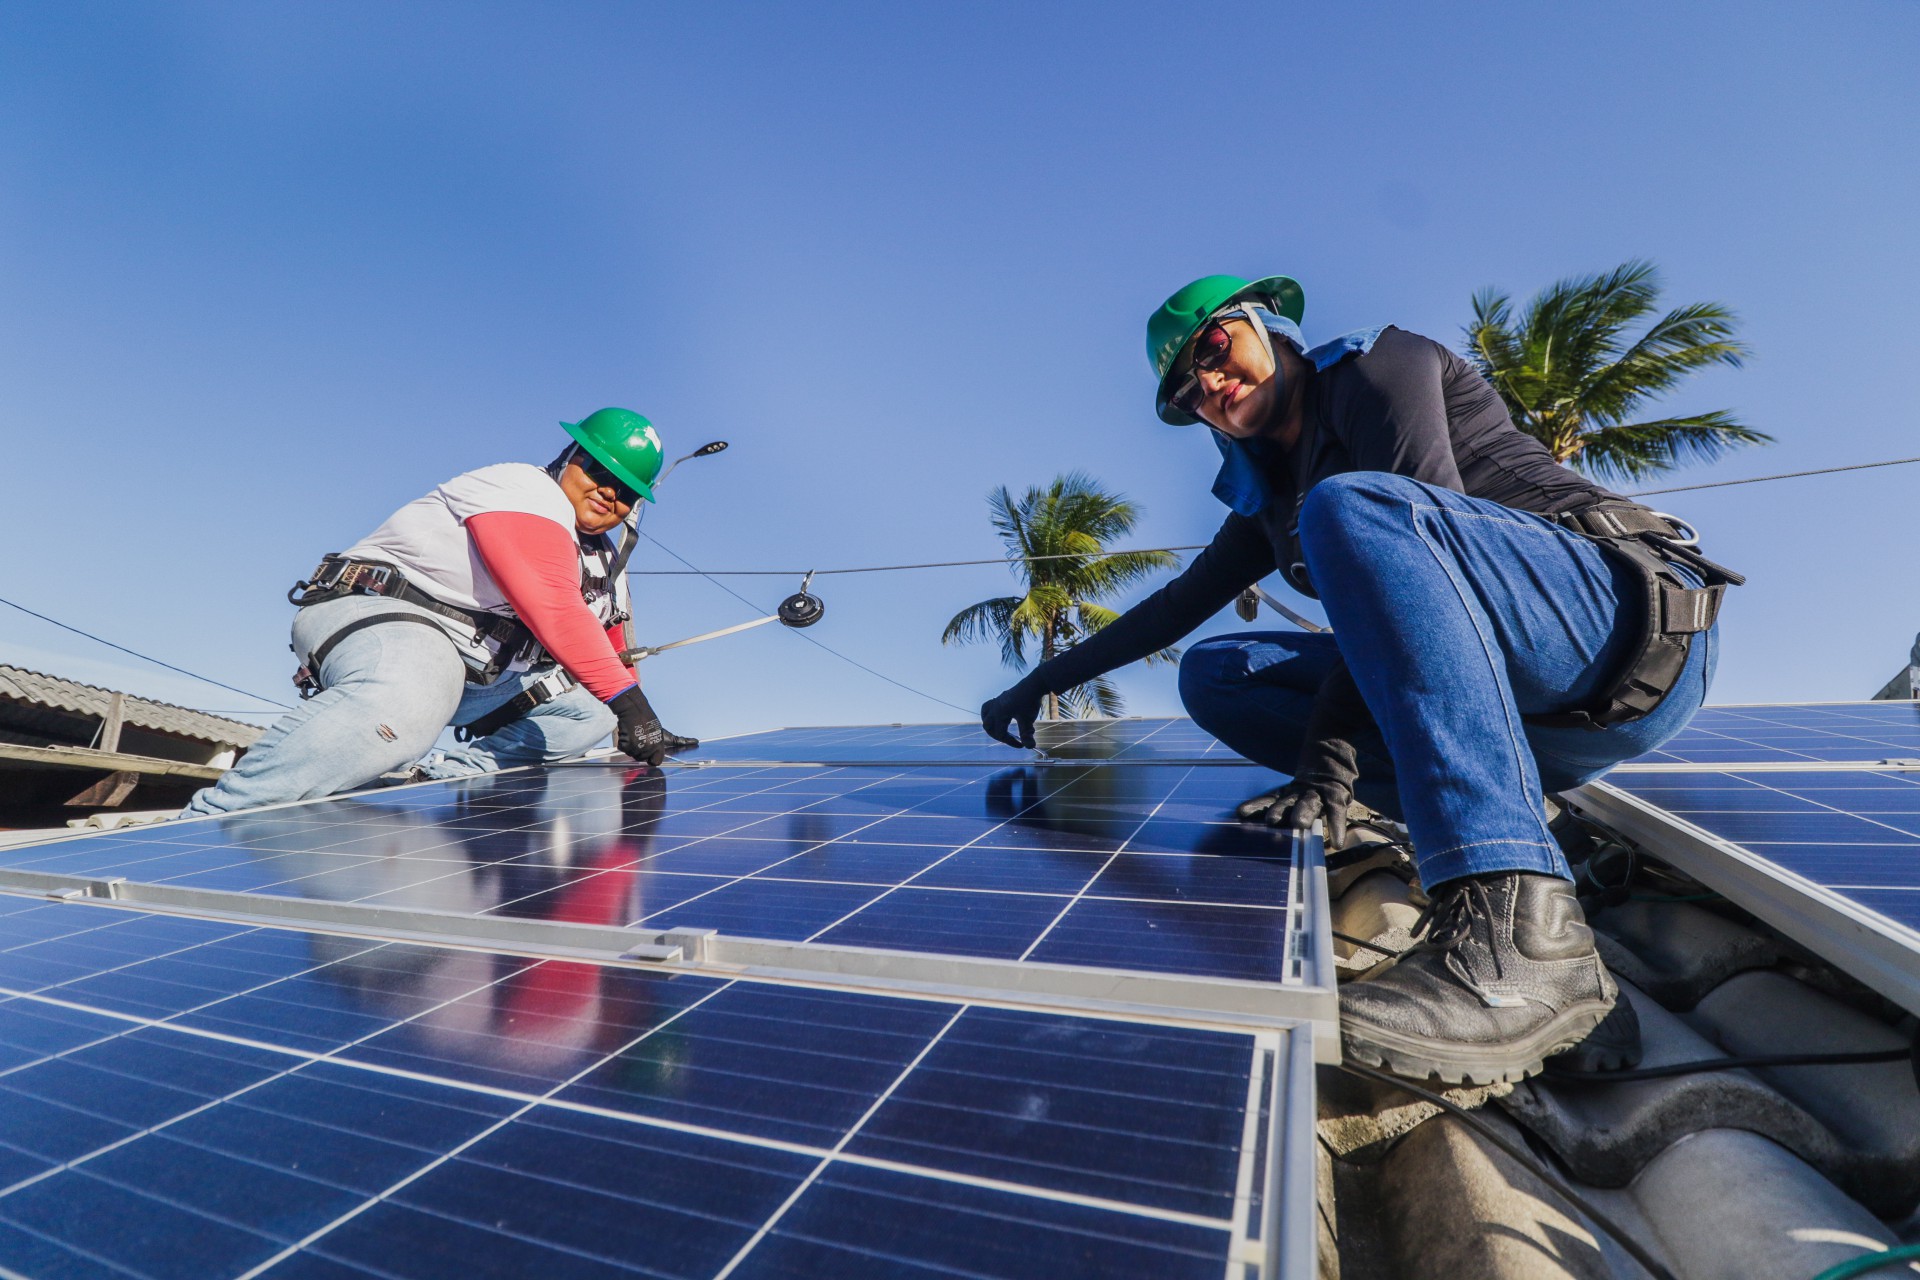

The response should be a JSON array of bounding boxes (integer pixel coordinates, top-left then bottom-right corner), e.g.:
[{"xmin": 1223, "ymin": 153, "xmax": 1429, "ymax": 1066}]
[
  {"xmin": 1604, "ymin": 768, "xmax": 1920, "ymax": 936},
  {"xmin": 687, "ymin": 718, "xmax": 1245, "ymax": 764},
  {"xmin": 0, "ymin": 898, "xmax": 1288, "ymax": 1279},
  {"xmin": 0, "ymin": 758, "xmax": 1308, "ymax": 985},
  {"xmin": 1629, "ymin": 700, "xmax": 1920, "ymax": 765}
]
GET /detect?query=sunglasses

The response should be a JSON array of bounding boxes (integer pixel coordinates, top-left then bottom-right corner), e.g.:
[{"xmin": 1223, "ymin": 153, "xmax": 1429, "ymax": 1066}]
[
  {"xmin": 1166, "ymin": 316, "xmax": 1242, "ymax": 418},
  {"xmin": 575, "ymin": 453, "xmax": 640, "ymax": 506}
]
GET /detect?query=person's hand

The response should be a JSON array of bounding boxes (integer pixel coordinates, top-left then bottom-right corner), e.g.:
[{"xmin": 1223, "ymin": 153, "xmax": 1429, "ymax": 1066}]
[
  {"xmin": 608, "ymin": 687, "xmax": 668, "ymax": 766},
  {"xmin": 981, "ymin": 680, "xmax": 1045, "ymax": 749},
  {"xmin": 661, "ymin": 729, "xmax": 700, "ymax": 755},
  {"xmin": 1236, "ymin": 774, "xmax": 1354, "ymax": 847}
]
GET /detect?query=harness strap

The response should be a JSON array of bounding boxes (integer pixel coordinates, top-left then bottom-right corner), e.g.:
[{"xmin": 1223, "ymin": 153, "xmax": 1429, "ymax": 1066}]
[
  {"xmin": 454, "ymin": 668, "xmax": 576, "ymax": 741},
  {"xmin": 294, "ymin": 613, "xmax": 449, "ymax": 698},
  {"xmin": 1524, "ymin": 503, "xmax": 1742, "ymax": 731},
  {"xmin": 290, "ymin": 555, "xmax": 538, "ymax": 683}
]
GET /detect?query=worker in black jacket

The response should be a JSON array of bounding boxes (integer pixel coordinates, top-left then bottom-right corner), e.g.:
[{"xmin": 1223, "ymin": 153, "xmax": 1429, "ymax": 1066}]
[{"xmin": 980, "ymin": 274, "xmax": 1737, "ymax": 1084}]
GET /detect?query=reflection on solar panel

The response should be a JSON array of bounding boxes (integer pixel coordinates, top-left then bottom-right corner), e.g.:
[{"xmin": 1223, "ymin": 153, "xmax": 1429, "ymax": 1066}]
[
  {"xmin": 0, "ymin": 897, "xmax": 1297, "ymax": 1278},
  {"xmin": 1575, "ymin": 739, "xmax": 1920, "ymax": 1017},
  {"xmin": 686, "ymin": 717, "xmax": 1246, "ymax": 764},
  {"xmin": 1627, "ymin": 700, "xmax": 1920, "ymax": 766},
  {"xmin": 0, "ymin": 720, "xmax": 1328, "ymax": 1278}
]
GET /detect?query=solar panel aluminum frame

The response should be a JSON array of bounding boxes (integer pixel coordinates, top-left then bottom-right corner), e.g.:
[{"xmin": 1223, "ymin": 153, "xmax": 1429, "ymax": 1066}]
[
  {"xmin": 0, "ymin": 825, "xmax": 1343, "ymax": 1061},
  {"xmin": 1567, "ymin": 780, "xmax": 1920, "ymax": 1018}
]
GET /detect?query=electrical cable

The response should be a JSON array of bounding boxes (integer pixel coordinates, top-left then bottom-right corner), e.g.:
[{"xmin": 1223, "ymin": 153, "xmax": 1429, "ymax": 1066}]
[
  {"xmin": 1627, "ymin": 454, "xmax": 1920, "ymax": 497},
  {"xmin": 622, "ymin": 453, "xmax": 1920, "ymax": 580},
  {"xmin": 1547, "ymin": 1047, "xmax": 1912, "ymax": 1084},
  {"xmin": 1337, "ymin": 1062, "xmax": 1680, "ymax": 1280},
  {"xmin": 626, "ymin": 544, "xmax": 1211, "ymax": 577},
  {"xmin": 0, "ymin": 593, "xmax": 293, "ymax": 711},
  {"xmin": 1808, "ymin": 1243, "xmax": 1920, "ymax": 1280},
  {"xmin": 1330, "ymin": 929, "xmax": 1403, "ymax": 958},
  {"xmin": 635, "ymin": 530, "xmax": 977, "ymax": 715}
]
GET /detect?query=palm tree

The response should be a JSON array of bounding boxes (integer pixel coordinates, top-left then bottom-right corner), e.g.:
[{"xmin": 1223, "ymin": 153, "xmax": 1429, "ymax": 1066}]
[
  {"xmin": 943, "ymin": 473, "xmax": 1179, "ymax": 719},
  {"xmin": 1462, "ymin": 260, "xmax": 1771, "ymax": 482}
]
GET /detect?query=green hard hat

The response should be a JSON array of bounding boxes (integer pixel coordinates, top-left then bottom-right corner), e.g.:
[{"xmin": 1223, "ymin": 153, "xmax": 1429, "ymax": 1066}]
[
  {"xmin": 560, "ymin": 407, "xmax": 664, "ymax": 503},
  {"xmin": 1147, "ymin": 274, "xmax": 1305, "ymax": 425}
]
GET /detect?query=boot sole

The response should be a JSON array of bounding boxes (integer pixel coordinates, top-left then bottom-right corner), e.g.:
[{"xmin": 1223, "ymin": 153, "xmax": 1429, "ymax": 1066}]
[{"xmin": 1340, "ymin": 998, "xmax": 1616, "ymax": 1087}]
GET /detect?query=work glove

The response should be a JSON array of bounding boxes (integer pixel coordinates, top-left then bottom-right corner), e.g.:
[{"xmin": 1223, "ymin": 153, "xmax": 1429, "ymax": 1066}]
[
  {"xmin": 608, "ymin": 687, "xmax": 669, "ymax": 766},
  {"xmin": 661, "ymin": 730, "xmax": 701, "ymax": 755},
  {"xmin": 981, "ymin": 676, "xmax": 1048, "ymax": 749},
  {"xmin": 1236, "ymin": 772, "xmax": 1356, "ymax": 847},
  {"xmin": 1237, "ymin": 658, "xmax": 1367, "ymax": 846}
]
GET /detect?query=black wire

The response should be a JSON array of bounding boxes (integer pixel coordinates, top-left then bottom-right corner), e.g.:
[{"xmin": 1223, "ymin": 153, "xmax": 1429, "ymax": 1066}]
[
  {"xmin": 0, "ymin": 594, "xmax": 293, "ymax": 710},
  {"xmin": 1331, "ymin": 929, "xmax": 1403, "ymax": 958},
  {"xmin": 1628, "ymin": 454, "xmax": 1920, "ymax": 497},
  {"xmin": 1338, "ymin": 1062, "xmax": 1679, "ymax": 1280},
  {"xmin": 1546, "ymin": 1047, "xmax": 1911, "ymax": 1084},
  {"xmin": 625, "ymin": 542, "xmax": 1210, "ymax": 577},
  {"xmin": 635, "ymin": 531, "xmax": 977, "ymax": 715}
]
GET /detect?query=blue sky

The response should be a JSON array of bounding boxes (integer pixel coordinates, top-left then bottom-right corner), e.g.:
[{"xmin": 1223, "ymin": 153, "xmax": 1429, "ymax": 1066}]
[{"xmin": 1, "ymin": 1, "xmax": 1916, "ymax": 742}]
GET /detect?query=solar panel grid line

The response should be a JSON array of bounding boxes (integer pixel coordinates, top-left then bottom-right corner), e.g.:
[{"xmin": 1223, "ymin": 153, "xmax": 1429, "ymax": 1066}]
[
  {"xmin": 0, "ymin": 934, "xmax": 580, "ymax": 1203},
  {"xmin": 229, "ymin": 970, "xmax": 752, "ymax": 1280},
  {"xmin": 0, "ymin": 921, "xmax": 1290, "ymax": 1280},
  {"xmin": 708, "ymin": 1004, "xmax": 972, "ymax": 1280},
  {"xmin": 1568, "ymin": 779, "xmax": 1920, "ymax": 1018},
  {"xmin": 1225, "ymin": 1033, "xmax": 1277, "ymax": 1268},
  {"xmin": 641, "ymin": 765, "xmax": 1053, "ymax": 940},
  {"xmin": 1016, "ymin": 766, "xmax": 1194, "ymax": 962}
]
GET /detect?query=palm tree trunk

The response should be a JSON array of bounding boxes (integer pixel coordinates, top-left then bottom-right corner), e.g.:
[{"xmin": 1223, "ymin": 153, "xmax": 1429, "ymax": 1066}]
[{"xmin": 1042, "ymin": 617, "xmax": 1058, "ymax": 721}]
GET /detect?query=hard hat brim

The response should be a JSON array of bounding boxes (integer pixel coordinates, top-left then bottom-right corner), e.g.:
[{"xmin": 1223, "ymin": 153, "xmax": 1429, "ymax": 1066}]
[
  {"xmin": 1154, "ymin": 275, "xmax": 1306, "ymax": 425},
  {"xmin": 560, "ymin": 419, "xmax": 657, "ymax": 503}
]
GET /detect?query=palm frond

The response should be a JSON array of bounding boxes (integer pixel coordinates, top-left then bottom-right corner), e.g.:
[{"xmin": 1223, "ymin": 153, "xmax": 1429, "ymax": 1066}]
[
  {"xmin": 1462, "ymin": 260, "xmax": 1766, "ymax": 479},
  {"xmin": 1565, "ymin": 414, "xmax": 1775, "ymax": 483}
]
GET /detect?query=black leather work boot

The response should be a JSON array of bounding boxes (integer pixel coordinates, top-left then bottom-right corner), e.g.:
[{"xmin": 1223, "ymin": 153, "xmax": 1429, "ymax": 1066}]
[{"xmin": 1339, "ymin": 871, "xmax": 1617, "ymax": 1085}]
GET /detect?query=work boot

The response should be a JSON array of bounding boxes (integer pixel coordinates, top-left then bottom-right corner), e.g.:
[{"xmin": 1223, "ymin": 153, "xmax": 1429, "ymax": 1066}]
[{"xmin": 1339, "ymin": 871, "xmax": 1617, "ymax": 1086}]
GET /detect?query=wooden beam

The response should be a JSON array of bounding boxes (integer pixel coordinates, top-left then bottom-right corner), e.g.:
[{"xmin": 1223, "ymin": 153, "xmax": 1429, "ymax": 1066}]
[
  {"xmin": 66, "ymin": 770, "xmax": 139, "ymax": 808},
  {"xmin": 98, "ymin": 691, "xmax": 126, "ymax": 754},
  {"xmin": 0, "ymin": 742, "xmax": 224, "ymax": 782}
]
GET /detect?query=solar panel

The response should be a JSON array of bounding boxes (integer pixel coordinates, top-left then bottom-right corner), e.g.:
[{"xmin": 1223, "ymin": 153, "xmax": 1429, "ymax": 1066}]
[
  {"xmin": 0, "ymin": 756, "xmax": 1335, "ymax": 1012},
  {"xmin": 684, "ymin": 717, "xmax": 1247, "ymax": 764},
  {"xmin": 1570, "ymin": 765, "xmax": 1920, "ymax": 1017},
  {"xmin": 1625, "ymin": 700, "xmax": 1920, "ymax": 767},
  {"xmin": 0, "ymin": 719, "xmax": 1332, "ymax": 1276},
  {"xmin": 0, "ymin": 895, "xmax": 1309, "ymax": 1279}
]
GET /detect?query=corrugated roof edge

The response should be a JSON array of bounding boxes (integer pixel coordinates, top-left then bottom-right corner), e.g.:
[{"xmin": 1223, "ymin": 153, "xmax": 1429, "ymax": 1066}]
[{"xmin": 0, "ymin": 663, "xmax": 266, "ymax": 746}]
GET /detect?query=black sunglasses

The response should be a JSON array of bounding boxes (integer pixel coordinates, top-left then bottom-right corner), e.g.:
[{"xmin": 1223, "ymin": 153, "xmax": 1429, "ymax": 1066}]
[
  {"xmin": 1166, "ymin": 318, "xmax": 1240, "ymax": 418},
  {"xmin": 575, "ymin": 453, "xmax": 640, "ymax": 506}
]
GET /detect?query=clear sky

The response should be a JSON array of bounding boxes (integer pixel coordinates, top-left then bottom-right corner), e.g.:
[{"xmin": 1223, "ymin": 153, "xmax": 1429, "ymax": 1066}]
[{"xmin": 2, "ymin": 1, "xmax": 1916, "ymax": 743}]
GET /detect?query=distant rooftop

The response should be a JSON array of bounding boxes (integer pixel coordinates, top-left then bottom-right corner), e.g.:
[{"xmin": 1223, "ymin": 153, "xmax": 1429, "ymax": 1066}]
[{"xmin": 0, "ymin": 663, "xmax": 264, "ymax": 747}]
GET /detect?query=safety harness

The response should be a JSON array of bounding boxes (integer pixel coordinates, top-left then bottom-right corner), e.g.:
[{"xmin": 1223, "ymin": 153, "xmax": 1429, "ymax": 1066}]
[
  {"xmin": 454, "ymin": 667, "xmax": 577, "ymax": 741},
  {"xmin": 1525, "ymin": 501, "xmax": 1745, "ymax": 731}
]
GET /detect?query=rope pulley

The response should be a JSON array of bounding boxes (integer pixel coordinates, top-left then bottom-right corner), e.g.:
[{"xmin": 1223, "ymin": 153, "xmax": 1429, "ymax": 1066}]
[{"xmin": 777, "ymin": 571, "xmax": 825, "ymax": 629}]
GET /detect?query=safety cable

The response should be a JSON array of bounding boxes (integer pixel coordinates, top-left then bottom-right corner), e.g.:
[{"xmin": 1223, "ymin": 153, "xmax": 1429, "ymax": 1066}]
[
  {"xmin": 635, "ymin": 530, "xmax": 976, "ymax": 715},
  {"xmin": 1629, "ymin": 454, "xmax": 1920, "ymax": 497},
  {"xmin": 1331, "ymin": 928, "xmax": 1403, "ymax": 958},
  {"xmin": 1336, "ymin": 1062, "xmax": 1680, "ymax": 1280},
  {"xmin": 0, "ymin": 593, "xmax": 294, "ymax": 711},
  {"xmin": 626, "ymin": 453, "xmax": 1920, "ymax": 579}
]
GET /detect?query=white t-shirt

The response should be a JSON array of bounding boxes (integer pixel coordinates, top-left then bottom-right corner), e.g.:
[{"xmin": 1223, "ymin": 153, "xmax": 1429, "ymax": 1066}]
[{"xmin": 343, "ymin": 463, "xmax": 627, "ymax": 671}]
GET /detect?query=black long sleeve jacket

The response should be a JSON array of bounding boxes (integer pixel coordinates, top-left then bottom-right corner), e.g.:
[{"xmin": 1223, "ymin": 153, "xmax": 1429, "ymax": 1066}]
[{"xmin": 1024, "ymin": 327, "xmax": 1621, "ymax": 761}]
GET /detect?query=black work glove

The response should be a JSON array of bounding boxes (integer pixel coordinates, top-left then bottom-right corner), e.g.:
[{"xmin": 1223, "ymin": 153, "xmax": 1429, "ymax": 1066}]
[
  {"xmin": 981, "ymin": 676, "xmax": 1048, "ymax": 749},
  {"xmin": 1237, "ymin": 658, "xmax": 1368, "ymax": 846},
  {"xmin": 661, "ymin": 730, "xmax": 700, "ymax": 755},
  {"xmin": 608, "ymin": 687, "xmax": 668, "ymax": 766},
  {"xmin": 1236, "ymin": 773, "xmax": 1356, "ymax": 847}
]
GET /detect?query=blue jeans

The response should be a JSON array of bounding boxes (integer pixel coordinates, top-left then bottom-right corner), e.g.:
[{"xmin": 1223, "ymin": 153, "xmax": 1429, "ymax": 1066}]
[
  {"xmin": 1179, "ymin": 473, "xmax": 1715, "ymax": 888},
  {"xmin": 184, "ymin": 595, "xmax": 615, "ymax": 815}
]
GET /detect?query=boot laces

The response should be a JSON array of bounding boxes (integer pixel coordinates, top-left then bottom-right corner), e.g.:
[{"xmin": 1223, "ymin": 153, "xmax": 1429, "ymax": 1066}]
[{"xmin": 1411, "ymin": 877, "xmax": 1495, "ymax": 953}]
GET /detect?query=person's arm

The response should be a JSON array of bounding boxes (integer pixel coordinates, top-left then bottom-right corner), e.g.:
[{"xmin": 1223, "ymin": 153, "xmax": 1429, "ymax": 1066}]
[
  {"xmin": 982, "ymin": 514, "xmax": 1274, "ymax": 746},
  {"xmin": 466, "ymin": 511, "xmax": 634, "ymax": 700},
  {"xmin": 1325, "ymin": 328, "xmax": 1465, "ymax": 491}
]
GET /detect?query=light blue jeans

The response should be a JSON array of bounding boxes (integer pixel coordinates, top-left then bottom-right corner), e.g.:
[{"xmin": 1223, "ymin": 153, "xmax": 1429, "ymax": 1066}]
[
  {"xmin": 184, "ymin": 595, "xmax": 615, "ymax": 815},
  {"xmin": 1178, "ymin": 473, "xmax": 1715, "ymax": 889}
]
